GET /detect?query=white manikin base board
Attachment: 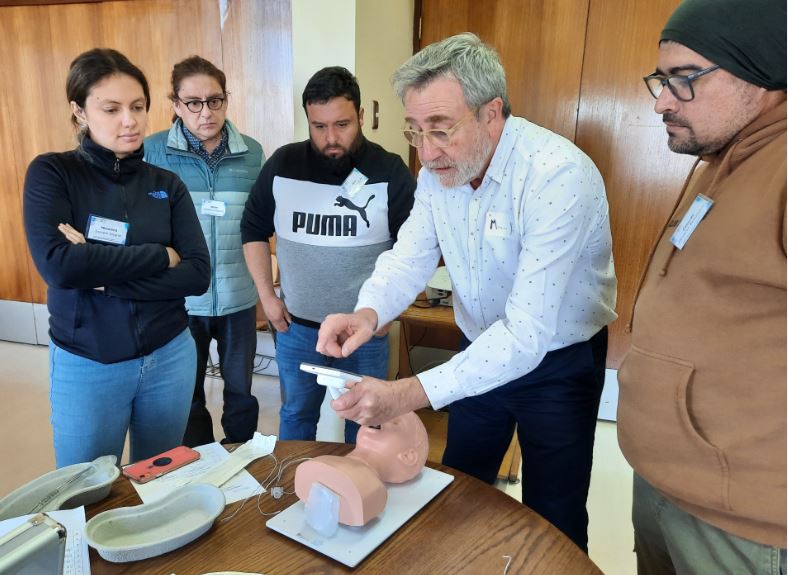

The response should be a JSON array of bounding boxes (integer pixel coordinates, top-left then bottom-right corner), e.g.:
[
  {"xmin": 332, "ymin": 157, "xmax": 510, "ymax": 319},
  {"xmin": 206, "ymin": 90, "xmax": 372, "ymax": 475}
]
[{"xmin": 267, "ymin": 467, "xmax": 454, "ymax": 568}]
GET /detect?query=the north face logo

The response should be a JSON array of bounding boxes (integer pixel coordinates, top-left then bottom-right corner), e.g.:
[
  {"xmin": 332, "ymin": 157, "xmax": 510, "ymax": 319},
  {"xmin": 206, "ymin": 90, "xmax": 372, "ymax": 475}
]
[{"xmin": 148, "ymin": 191, "xmax": 168, "ymax": 199}]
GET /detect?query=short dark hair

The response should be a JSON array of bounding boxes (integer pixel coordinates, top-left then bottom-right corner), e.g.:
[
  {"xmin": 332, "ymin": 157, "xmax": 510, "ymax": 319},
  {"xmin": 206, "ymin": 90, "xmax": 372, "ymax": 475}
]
[
  {"xmin": 302, "ymin": 66, "xmax": 361, "ymax": 112},
  {"xmin": 66, "ymin": 48, "xmax": 150, "ymax": 128},
  {"xmin": 169, "ymin": 55, "xmax": 227, "ymax": 122}
]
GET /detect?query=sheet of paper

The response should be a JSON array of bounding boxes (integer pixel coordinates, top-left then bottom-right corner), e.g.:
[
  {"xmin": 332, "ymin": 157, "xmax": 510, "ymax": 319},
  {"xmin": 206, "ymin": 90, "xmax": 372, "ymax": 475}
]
[
  {"xmin": 131, "ymin": 442, "xmax": 266, "ymax": 505},
  {"xmin": 0, "ymin": 507, "xmax": 90, "ymax": 575}
]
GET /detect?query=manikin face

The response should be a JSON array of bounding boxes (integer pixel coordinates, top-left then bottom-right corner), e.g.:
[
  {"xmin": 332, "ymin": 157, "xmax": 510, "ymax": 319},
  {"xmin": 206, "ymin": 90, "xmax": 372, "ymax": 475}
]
[
  {"xmin": 653, "ymin": 41, "xmax": 768, "ymax": 156},
  {"xmin": 354, "ymin": 411, "xmax": 428, "ymax": 483},
  {"xmin": 403, "ymin": 76, "xmax": 496, "ymax": 188},
  {"xmin": 305, "ymin": 96, "xmax": 364, "ymax": 159},
  {"xmin": 71, "ymin": 73, "xmax": 147, "ymax": 158},
  {"xmin": 173, "ymin": 73, "xmax": 227, "ymax": 143}
]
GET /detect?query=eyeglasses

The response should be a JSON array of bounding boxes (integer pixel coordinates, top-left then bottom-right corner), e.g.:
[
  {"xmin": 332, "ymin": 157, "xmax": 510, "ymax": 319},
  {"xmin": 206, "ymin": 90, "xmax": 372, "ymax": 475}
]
[
  {"xmin": 643, "ymin": 65, "xmax": 720, "ymax": 102},
  {"xmin": 402, "ymin": 110, "xmax": 475, "ymax": 148},
  {"xmin": 177, "ymin": 95, "xmax": 227, "ymax": 113}
]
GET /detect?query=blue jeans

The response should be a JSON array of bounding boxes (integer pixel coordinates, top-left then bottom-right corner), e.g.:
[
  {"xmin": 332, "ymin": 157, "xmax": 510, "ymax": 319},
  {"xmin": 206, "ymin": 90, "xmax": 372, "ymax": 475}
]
[
  {"xmin": 49, "ymin": 328, "xmax": 196, "ymax": 467},
  {"xmin": 275, "ymin": 321, "xmax": 389, "ymax": 443},
  {"xmin": 442, "ymin": 327, "xmax": 607, "ymax": 553},
  {"xmin": 184, "ymin": 306, "xmax": 259, "ymax": 446}
]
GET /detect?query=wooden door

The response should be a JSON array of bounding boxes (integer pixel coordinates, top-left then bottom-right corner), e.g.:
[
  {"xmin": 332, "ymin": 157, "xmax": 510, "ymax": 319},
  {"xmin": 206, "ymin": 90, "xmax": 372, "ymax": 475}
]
[{"xmin": 574, "ymin": 0, "xmax": 692, "ymax": 365}]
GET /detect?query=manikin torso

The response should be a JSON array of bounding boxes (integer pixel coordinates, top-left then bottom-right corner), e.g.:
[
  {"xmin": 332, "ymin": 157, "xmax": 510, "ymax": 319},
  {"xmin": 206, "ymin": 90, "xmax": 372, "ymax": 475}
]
[{"xmin": 294, "ymin": 411, "xmax": 429, "ymax": 526}]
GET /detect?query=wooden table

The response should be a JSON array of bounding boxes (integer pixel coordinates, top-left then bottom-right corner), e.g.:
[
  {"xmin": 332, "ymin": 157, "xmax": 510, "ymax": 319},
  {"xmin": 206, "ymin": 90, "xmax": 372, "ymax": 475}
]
[{"xmin": 87, "ymin": 441, "xmax": 600, "ymax": 574}]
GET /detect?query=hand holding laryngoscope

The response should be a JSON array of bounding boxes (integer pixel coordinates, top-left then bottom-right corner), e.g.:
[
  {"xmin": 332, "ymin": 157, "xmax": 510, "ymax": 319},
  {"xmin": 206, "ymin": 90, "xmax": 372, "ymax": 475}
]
[{"xmin": 299, "ymin": 363, "xmax": 362, "ymax": 400}]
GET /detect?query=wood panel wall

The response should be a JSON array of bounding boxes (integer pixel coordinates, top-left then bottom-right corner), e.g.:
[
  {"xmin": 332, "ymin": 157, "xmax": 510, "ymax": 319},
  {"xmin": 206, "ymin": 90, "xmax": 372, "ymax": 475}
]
[
  {"xmin": 0, "ymin": 0, "xmax": 293, "ymax": 304},
  {"xmin": 0, "ymin": 92, "xmax": 30, "ymax": 302},
  {"xmin": 418, "ymin": 0, "xmax": 688, "ymax": 367},
  {"xmin": 420, "ymin": 0, "xmax": 590, "ymax": 141},
  {"xmin": 219, "ymin": 0, "xmax": 293, "ymax": 163},
  {"xmin": 575, "ymin": 0, "xmax": 694, "ymax": 365}
]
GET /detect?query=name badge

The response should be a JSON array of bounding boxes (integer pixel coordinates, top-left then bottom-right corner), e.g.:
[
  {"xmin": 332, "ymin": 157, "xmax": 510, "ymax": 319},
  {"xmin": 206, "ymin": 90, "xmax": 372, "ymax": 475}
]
[
  {"xmin": 341, "ymin": 168, "xmax": 369, "ymax": 199},
  {"xmin": 201, "ymin": 199, "xmax": 226, "ymax": 217},
  {"xmin": 670, "ymin": 194, "xmax": 713, "ymax": 250},
  {"xmin": 484, "ymin": 211, "xmax": 512, "ymax": 238},
  {"xmin": 86, "ymin": 214, "xmax": 128, "ymax": 245}
]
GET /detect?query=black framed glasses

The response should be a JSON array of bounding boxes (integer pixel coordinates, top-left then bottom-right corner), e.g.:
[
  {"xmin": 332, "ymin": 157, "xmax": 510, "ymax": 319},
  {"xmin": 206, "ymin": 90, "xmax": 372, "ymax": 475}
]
[
  {"xmin": 177, "ymin": 95, "xmax": 228, "ymax": 113},
  {"xmin": 643, "ymin": 65, "xmax": 720, "ymax": 102},
  {"xmin": 402, "ymin": 110, "xmax": 475, "ymax": 148}
]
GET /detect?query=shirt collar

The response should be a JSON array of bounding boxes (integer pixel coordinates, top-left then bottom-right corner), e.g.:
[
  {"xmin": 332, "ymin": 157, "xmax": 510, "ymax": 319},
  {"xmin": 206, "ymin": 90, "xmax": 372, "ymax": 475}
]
[
  {"xmin": 181, "ymin": 123, "xmax": 228, "ymax": 158},
  {"xmin": 483, "ymin": 116, "xmax": 520, "ymax": 185}
]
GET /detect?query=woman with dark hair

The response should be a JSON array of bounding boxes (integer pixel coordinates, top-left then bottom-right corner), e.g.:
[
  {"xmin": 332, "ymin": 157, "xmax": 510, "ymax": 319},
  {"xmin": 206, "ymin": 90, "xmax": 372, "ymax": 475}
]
[
  {"xmin": 145, "ymin": 56, "xmax": 263, "ymax": 447},
  {"xmin": 23, "ymin": 48, "xmax": 210, "ymax": 467}
]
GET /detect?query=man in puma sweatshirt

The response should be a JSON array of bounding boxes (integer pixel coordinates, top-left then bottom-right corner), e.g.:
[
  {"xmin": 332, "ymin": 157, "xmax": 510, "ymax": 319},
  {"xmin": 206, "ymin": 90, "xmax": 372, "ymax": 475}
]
[
  {"xmin": 241, "ymin": 67, "xmax": 415, "ymax": 444},
  {"xmin": 618, "ymin": 0, "xmax": 786, "ymax": 572}
]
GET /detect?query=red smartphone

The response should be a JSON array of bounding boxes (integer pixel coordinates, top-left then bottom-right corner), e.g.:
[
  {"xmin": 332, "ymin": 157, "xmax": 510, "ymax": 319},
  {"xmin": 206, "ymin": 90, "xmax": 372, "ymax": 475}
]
[{"xmin": 122, "ymin": 446, "xmax": 201, "ymax": 484}]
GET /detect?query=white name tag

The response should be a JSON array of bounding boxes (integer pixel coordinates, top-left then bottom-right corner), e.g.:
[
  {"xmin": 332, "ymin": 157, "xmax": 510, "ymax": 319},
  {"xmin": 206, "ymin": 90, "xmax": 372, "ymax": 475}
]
[
  {"xmin": 341, "ymin": 168, "xmax": 369, "ymax": 199},
  {"xmin": 670, "ymin": 194, "xmax": 713, "ymax": 250},
  {"xmin": 86, "ymin": 214, "xmax": 128, "ymax": 245},
  {"xmin": 484, "ymin": 211, "xmax": 512, "ymax": 238},
  {"xmin": 201, "ymin": 199, "xmax": 226, "ymax": 217}
]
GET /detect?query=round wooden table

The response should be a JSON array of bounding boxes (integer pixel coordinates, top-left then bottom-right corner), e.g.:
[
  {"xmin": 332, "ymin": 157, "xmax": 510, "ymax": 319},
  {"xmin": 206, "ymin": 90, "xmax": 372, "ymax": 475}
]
[{"xmin": 87, "ymin": 440, "xmax": 602, "ymax": 574}]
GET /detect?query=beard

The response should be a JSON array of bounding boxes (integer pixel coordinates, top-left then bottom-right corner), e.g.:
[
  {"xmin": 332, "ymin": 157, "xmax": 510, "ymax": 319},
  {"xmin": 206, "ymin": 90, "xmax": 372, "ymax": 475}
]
[
  {"xmin": 423, "ymin": 128, "xmax": 495, "ymax": 188},
  {"xmin": 662, "ymin": 113, "xmax": 726, "ymax": 156},
  {"xmin": 662, "ymin": 83, "xmax": 763, "ymax": 156},
  {"xmin": 311, "ymin": 130, "xmax": 364, "ymax": 174}
]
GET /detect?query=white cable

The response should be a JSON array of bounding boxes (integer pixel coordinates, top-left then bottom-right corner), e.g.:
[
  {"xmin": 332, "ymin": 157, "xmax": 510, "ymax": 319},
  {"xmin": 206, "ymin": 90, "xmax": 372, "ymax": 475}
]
[{"xmin": 218, "ymin": 452, "xmax": 315, "ymax": 520}]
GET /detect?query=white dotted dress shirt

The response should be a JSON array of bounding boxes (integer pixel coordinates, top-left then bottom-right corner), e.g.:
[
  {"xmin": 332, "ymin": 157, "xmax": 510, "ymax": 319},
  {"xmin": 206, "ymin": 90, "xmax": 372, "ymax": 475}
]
[{"xmin": 356, "ymin": 116, "xmax": 617, "ymax": 409}]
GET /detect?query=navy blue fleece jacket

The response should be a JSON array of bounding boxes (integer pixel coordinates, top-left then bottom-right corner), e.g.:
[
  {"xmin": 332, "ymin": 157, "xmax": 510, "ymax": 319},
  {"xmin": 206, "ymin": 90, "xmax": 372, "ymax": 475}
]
[{"xmin": 23, "ymin": 136, "xmax": 210, "ymax": 363}]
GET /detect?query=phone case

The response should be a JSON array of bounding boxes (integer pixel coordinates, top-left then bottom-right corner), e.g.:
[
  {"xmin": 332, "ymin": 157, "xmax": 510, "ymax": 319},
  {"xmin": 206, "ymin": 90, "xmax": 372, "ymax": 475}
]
[{"xmin": 122, "ymin": 446, "xmax": 200, "ymax": 484}]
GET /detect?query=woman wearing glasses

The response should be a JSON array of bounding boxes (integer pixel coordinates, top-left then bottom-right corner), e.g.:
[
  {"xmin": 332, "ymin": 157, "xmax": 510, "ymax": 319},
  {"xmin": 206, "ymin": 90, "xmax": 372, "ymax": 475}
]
[
  {"xmin": 23, "ymin": 49, "xmax": 210, "ymax": 467},
  {"xmin": 145, "ymin": 56, "xmax": 264, "ymax": 447}
]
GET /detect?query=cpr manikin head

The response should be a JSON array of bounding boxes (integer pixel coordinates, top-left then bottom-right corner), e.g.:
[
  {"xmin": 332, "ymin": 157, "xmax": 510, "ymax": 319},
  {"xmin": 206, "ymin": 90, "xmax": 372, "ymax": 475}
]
[
  {"xmin": 294, "ymin": 412, "xmax": 430, "ymax": 528},
  {"xmin": 348, "ymin": 411, "xmax": 429, "ymax": 483}
]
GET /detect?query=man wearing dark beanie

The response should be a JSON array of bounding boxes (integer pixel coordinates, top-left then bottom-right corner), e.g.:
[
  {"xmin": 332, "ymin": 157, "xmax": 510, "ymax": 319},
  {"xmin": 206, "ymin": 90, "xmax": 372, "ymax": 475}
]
[{"xmin": 617, "ymin": 0, "xmax": 786, "ymax": 573}]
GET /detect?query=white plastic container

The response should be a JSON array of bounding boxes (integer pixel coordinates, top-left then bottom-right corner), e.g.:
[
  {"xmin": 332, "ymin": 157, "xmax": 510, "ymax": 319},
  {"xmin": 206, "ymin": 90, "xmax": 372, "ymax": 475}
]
[
  {"xmin": 0, "ymin": 455, "xmax": 119, "ymax": 520},
  {"xmin": 85, "ymin": 483, "xmax": 225, "ymax": 563}
]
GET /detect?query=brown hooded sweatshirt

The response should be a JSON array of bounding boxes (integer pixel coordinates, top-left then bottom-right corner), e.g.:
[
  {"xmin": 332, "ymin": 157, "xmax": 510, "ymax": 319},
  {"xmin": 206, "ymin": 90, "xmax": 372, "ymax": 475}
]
[{"xmin": 618, "ymin": 101, "xmax": 787, "ymax": 547}]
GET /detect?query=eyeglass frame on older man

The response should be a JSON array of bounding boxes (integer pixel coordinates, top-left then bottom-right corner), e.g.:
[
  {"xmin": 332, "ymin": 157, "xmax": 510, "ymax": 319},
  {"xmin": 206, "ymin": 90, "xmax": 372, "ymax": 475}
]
[
  {"xmin": 402, "ymin": 110, "xmax": 476, "ymax": 148},
  {"xmin": 643, "ymin": 64, "xmax": 720, "ymax": 102},
  {"xmin": 176, "ymin": 94, "xmax": 229, "ymax": 114}
]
